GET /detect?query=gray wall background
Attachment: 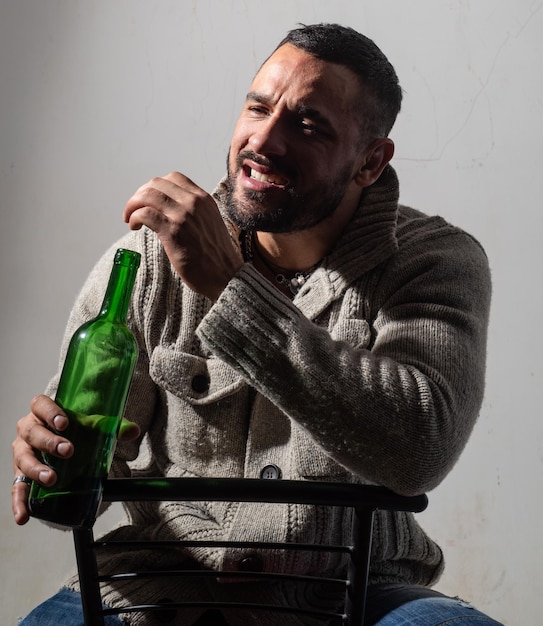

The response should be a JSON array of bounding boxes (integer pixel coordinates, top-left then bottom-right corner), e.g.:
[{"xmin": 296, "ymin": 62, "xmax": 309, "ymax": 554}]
[{"xmin": 1, "ymin": 1, "xmax": 541, "ymax": 624}]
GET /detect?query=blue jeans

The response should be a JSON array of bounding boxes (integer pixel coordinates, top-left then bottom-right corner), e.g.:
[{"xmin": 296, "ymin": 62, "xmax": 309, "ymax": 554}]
[
  {"xmin": 19, "ymin": 586, "xmax": 504, "ymax": 625},
  {"xmin": 18, "ymin": 587, "xmax": 124, "ymax": 626},
  {"xmin": 374, "ymin": 595, "xmax": 504, "ymax": 625}
]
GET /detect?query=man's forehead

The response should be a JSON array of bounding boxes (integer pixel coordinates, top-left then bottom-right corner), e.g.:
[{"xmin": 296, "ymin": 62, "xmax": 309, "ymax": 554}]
[
  {"xmin": 251, "ymin": 45, "xmax": 316, "ymax": 88},
  {"xmin": 249, "ymin": 44, "xmax": 361, "ymax": 112}
]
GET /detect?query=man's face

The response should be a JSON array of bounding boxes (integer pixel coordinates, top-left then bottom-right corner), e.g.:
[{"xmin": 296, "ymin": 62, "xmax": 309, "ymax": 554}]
[{"xmin": 226, "ymin": 44, "xmax": 367, "ymax": 233}]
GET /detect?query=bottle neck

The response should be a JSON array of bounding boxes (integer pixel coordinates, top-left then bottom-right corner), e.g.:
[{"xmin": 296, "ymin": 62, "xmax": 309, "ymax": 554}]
[{"xmin": 98, "ymin": 249, "xmax": 140, "ymax": 322}]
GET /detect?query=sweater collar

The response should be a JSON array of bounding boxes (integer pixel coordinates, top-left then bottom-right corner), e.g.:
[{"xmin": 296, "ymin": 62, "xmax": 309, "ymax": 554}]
[{"xmin": 324, "ymin": 163, "xmax": 399, "ymax": 294}]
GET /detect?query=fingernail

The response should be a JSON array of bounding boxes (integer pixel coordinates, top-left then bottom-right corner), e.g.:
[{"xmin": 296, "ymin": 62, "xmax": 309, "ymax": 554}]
[
  {"xmin": 38, "ymin": 470, "xmax": 51, "ymax": 483},
  {"xmin": 53, "ymin": 414, "xmax": 68, "ymax": 430},
  {"xmin": 57, "ymin": 442, "xmax": 71, "ymax": 456}
]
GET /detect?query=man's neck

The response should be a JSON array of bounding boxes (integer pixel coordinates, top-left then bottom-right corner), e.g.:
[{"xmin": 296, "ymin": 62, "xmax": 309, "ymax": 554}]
[
  {"xmin": 254, "ymin": 195, "xmax": 360, "ymax": 271},
  {"xmin": 254, "ymin": 230, "xmax": 327, "ymax": 272}
]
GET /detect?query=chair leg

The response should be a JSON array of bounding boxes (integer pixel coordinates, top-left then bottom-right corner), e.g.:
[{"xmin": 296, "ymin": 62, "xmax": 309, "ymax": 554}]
[
  {"xmin": 345, "ymin": 509, "xmax": 374, "ymax": 626},
  {"xmin": 73, "ymin": 528, "xmax": 105, "ymax": 626}
]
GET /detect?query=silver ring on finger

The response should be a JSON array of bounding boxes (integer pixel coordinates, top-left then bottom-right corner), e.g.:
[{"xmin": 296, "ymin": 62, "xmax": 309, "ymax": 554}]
[{"xmin": 12, "ymin": 475, "xmax": 32, "ymax": 486}]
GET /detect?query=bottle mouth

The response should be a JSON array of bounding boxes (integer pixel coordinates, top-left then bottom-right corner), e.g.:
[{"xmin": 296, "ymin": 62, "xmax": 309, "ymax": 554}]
[{"xmin": 114, "ymin": 248, "xmax": 141, "ymax": 269}]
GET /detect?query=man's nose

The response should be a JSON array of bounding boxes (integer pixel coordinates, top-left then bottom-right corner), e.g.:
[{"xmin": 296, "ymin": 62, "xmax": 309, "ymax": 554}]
[{"xmin": 248, "ymin": 116, "xmax": 288, "ymax": 157}]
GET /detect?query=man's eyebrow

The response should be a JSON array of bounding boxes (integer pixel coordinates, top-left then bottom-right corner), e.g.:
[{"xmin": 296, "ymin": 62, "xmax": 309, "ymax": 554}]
[{"xmin": 245, "ymin": 91, "xmax": 271, "ymax": 105}]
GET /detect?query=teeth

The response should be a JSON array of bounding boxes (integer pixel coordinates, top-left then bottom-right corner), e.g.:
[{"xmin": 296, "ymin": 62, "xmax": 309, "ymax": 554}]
[{"xmin": 250, "ymin": 169, "xmax": 287, "ymax": 186}]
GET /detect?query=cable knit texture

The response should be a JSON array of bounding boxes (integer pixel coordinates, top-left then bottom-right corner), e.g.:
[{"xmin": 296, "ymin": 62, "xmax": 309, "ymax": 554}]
[{"xmin": 49, "ymin": 165, "xmax": 491, "ymax": 625}]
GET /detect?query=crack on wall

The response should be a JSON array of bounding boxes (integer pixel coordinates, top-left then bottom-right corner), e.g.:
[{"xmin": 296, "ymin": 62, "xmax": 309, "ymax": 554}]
[{"xmin": 398, "ymin": 2, "xmax": 543, "ymax": 165}]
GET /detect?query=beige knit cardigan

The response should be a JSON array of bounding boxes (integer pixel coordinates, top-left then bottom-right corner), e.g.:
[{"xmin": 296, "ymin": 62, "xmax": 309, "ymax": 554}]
[{"xmin": 51, "ymin": 165, "xmax": 491, "ymax": 625}]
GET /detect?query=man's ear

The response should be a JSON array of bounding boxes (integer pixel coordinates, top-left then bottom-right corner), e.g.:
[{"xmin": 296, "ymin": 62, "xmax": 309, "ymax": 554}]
[{"xmin": 354, "ymin": 138, "xmax": 395, "ymax": 188}]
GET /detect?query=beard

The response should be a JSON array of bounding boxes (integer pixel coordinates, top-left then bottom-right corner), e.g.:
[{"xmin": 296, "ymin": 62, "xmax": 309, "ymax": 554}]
[{"xmin": 224, "ymin": 150, "xmax": 355, "ymax": 233}]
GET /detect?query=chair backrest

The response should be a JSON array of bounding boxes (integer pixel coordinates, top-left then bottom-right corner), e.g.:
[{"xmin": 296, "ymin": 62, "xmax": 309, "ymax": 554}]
[{"xmin": 73, "ymin": 477, "xmax": 428, "ymax": 626}]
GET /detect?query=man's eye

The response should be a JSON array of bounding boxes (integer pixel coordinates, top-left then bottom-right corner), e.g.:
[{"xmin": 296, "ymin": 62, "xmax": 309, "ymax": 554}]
[
  {"xmin": 247, "ymin": 105, "xmax": 268, "ymax": 116},
  {"xmin": 301, "ymin": 120, "xmax": 319, "ymax": 135}
]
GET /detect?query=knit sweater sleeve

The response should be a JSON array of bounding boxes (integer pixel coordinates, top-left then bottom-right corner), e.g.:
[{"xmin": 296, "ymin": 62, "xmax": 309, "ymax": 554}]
[{"xmin": 196, "ymin": 220, "xmax": 491, "ymax": 496}]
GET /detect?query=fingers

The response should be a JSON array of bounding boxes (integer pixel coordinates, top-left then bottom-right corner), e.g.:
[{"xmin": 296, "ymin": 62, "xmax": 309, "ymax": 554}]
[
  {"xmin": 29, "ymin": 394, "xmax": 69, "ymax": 433},
  {"xmin": 123, "ymin": 172, "xmax": 203, "ymax": 230},
  {"xmin": 12, "ymin": 478, "xmax": 31, "ymax": 525},
  {"xmin": 19, "ymin": 395, "xmax": 74, "ymax": 460},
  {"xmin": 118, "ymin": 418, "xmax": 141, "ymax": 442},
  {"xmin": 123, "ymin": 190, "xmax": 173, "ymax": 233},
  {"xmin": 12, "ymin": 429, "xmax": 59, "ymax": 487},
  {"xmin": 13, "ymin": 395, "xmax": 74, "ymax": 485}
]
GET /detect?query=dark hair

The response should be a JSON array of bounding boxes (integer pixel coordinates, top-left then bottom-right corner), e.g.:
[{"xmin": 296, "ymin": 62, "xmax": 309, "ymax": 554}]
[{"xmin": 276, "ymin": 23, "xmax": 402, "ymax": 139}]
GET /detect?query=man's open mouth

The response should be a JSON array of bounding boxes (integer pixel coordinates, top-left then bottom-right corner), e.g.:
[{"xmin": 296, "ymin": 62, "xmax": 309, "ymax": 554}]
[{"xmin": 248, "ymin": 167, "xmax": 289, "ymax": 187}]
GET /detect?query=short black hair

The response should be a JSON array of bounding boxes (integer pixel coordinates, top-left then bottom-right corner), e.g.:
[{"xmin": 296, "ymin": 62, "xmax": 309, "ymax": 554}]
[{"xmin": 276, "ymin": 23, "xmax": 402, "ymax": 139}]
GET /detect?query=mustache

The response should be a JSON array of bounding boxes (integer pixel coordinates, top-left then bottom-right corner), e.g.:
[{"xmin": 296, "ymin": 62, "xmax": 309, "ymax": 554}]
[{"xmin": 235, "ymin": 150, "xmax": 295, "ymax": 182}]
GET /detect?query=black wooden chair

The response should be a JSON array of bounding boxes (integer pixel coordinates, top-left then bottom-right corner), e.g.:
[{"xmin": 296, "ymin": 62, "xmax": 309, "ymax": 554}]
[{"xmin": 73, "ymin": 477, "xmax": 428, "ymax": 626}]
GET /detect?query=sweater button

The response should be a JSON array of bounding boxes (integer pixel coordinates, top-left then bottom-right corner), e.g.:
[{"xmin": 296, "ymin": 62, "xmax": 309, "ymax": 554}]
[
  {"xmin": 191, "ymin": 374, "xmax": 210, "ymax": 394},
  {"xmin": 238, "ymin": 554, "xmax": 263, "ymax": 572},
  {"xmin": 260, "ymin": 464, "xmax": 282, "ymax": 480}
]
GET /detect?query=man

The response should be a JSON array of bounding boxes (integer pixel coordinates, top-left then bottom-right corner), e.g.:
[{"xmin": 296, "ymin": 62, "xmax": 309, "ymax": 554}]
[{"xmin": 13, "ymin": 23, "xmax": 501, "ymax": 625}]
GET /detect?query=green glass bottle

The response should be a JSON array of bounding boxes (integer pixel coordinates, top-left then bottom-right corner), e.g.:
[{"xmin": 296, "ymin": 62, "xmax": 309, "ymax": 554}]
[{"xmin": 29, "ymin": 248, "xmax": 141, "ymax": 528}]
